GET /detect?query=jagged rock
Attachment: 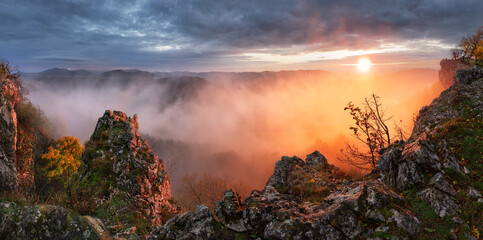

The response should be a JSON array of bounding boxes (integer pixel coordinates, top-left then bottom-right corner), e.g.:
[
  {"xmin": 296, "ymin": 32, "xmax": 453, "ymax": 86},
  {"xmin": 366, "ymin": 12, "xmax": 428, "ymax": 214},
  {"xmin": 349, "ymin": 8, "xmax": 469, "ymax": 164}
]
[
  {"xmin": 387, "ymin": 209, "xmax": 420, "ymax": 236},
  {"xmin": 378, "ymin": 72, "xmax": 483, "ymax": 220},
  {"xmin": 412, "ymin": 71, "xmax": 483, "ymax": 136},
  {"xmin": 468, "ymin": 187, "xmax": 482, "ymax": 198},
  {"xmin": 266, "ymin": 155, "xmax": 305, "ymax": 188},
  {"xmin": 377, "ymin": 68, "xmax": 482, "ymax": 239},
  {"xmin": 455, "ymin": 67, "xmax": 483, "ymax": 84},
  {"xmin": 0, "ymin": 201, "xmax": 111, "ymax": 239},
  {"xmin": 428, "ymin": 172, "xmax": 455, "ymax": 195},
  {"xmin": 304, "ymin": 150, "xmax": 328, "ymax": 168},
  {"xmin": 151, "ymin": 153, "xmax": 420, "ymax": 240},
  {"xmin": 214, "ymin": 190, "xmax": 247, "ymax": 232},
  {"xmin": 78, "ymin": 110, "xmax": 176, "ymax": 228},
  {"xmin": 251, "ymin": 180, "xmax": 418, "ymax": 239},
  {"xmin": 378, "ymin": 134, "xmax": 453, "ymax": 191},
  {"xmin": 379, "ymin": 69, "xmax": 482, "ymax": 192},
  {"xmin": 148, "ymin": 205, "xmax": 218, "ymax": 240},
  {"xmin": 113, "ymin": 227, "xmax": 138, "ymax": 240},
  {"xmin": 417, "ymin": 187, "xmax": 458, "ymax": 217},
  {"xmin": 0, "ymin": 77, "xmax": 20, "ymax": 192}
]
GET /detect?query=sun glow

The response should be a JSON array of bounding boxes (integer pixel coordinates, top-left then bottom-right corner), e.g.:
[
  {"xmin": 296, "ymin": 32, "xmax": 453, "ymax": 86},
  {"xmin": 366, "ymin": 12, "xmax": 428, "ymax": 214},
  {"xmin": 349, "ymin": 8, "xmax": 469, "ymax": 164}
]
[{"xmin": 356, "ymin": 58, "xmax": 372, "ymax": 72}]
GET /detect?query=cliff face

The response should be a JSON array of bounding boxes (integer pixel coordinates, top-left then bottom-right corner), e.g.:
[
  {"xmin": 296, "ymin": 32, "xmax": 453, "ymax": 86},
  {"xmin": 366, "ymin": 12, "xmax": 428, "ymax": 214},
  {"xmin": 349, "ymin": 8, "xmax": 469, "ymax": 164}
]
[
  {"xmin": 150, "ymin": 68, "xmax": 483, "ymax": 239},
  {"xmin": 0, "ymin": 76, "xmax": 21, "ymax": 192},
  {"xmin": 439, "ymin": 59, "xmax": 467, "ymax": 88},
  {"xmin": 75, "ymin": 110, "xmax": 176, "ymax": 236}
]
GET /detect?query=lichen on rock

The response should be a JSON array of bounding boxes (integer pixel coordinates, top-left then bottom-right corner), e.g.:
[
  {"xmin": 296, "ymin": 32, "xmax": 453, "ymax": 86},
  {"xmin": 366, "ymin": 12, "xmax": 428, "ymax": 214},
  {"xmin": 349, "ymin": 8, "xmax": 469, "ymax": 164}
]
[
  {"xmin": 150, "ymin": 151, "xmax": 420, "ymax": 240},
  {"xmin": 74, "ymin": 110, "xmax": 177, "ymax": 236},
  {"xmin": 378, "ymin": 67, "xmax": 483, "ymax": 239},
  {"xmin": 0, "ymin": 200, "xmax": 111, "ymax": 239}
]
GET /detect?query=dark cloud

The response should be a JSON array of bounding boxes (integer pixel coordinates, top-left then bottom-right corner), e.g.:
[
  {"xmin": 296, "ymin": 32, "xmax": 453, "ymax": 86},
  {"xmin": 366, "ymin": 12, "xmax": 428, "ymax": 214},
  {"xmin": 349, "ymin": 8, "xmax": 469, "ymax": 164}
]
[{"xmin": 0, "ymin": 0, "xmax": 481, "ymax": 71}]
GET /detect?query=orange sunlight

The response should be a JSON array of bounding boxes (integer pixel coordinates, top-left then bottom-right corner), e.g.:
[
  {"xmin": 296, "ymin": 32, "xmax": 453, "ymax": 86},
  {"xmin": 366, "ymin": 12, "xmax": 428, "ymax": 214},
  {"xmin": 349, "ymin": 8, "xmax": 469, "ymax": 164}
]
[{"xmin": 356, "ymin": 57, "xmax": 372, "ymax": 72}]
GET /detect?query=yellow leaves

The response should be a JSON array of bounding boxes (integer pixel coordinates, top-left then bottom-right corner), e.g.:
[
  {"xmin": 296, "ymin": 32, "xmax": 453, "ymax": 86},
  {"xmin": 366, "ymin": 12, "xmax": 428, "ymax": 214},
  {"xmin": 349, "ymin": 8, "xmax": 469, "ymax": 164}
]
[
  {"xmin": 41, "ymin": 136, "xmax": 82, "ymax": 182},
  {"xmin": 472, "ymin": 226, "xmax": 480, "ymax": 239}
]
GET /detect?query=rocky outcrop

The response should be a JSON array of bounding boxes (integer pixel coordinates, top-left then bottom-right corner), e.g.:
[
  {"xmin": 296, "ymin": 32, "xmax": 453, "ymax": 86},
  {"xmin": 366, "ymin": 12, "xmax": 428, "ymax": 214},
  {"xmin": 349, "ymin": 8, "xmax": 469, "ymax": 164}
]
[
  {"xmin": 0, "ymin": 76, "xmax": 21, "ymax": 192},
  {"xmin": 411, "ymin": 67, "xmax": 483, "ymax": 136},
  {"xmin": 0, "ymin": 200, "xmax": 111, "ymax": 239},
  {"xmin": 439, "ymin": 59, "xmax": 467, "ymax": 88},
  {"xmin": 378, "ymin": 134, "xmax": 460, "ymax": 217},
  {"xmin": 150, "ymin": 151, "xmax": 420, "ymax": 239},
  {"xmin": 149, "ymin": 205, "xmax": 220, "ymax": 240},
  {"xmin": 378, "ymin": 67, "xmax": 482, "ymax": 239},
  {"xmin": 77, "ymin": 110, "xmax": 177, "ymax": 235},
  {"xmin": 455, "ymin": 67, "xmax": 483, "ymax": 84}
]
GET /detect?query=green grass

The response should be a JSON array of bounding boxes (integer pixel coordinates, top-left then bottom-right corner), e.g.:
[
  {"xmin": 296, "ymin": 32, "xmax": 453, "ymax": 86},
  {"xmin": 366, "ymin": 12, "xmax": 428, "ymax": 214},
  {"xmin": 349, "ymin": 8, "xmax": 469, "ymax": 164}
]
[
  {"xmin": 373, "ymin": 231, "xmax": 393, "ymax": 239},
  {"xmin": 280, "ymin": 164, "xmax": 336, "ymax": 203},
  {"xmin": 403, "ymin": 188, "xmax": 460, "ymax": 239},
  {"xmin": 431, "ymin": 116, "xmax": 483, "ymax": 239},
  {"xmin": 445, "ymin": 167, "xmax": 470, "ymax": 185}
]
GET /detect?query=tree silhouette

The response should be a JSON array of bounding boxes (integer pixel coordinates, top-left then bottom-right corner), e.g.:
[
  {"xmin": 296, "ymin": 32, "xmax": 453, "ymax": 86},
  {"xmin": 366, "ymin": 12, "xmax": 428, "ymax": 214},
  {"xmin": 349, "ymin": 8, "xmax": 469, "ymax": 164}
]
[{"xmin": 338, "ymin": 94, "xmax": 393, "ymax": 170}]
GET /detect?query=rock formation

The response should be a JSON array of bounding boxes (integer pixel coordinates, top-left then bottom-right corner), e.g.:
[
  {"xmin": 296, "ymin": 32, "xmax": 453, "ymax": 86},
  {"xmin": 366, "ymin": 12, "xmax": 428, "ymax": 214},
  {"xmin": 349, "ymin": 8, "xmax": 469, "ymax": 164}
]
[
  {"xmin": 150, "ymin": 151, "xmax": 420, "ymax": 239},
  {"xmin": 377, "ymin": 67, "xmax": 482, "ymax": 239},
  {"xmin": 439, "ymin": 59, "xmax": 467, "ymax": 88},
  {"xmin": 76, "ymin": 110, "xmax": 177, "ymax": 235},
  {"xmin": 0, "ymin": 75, "xmax": 21, "ymax": 192}
]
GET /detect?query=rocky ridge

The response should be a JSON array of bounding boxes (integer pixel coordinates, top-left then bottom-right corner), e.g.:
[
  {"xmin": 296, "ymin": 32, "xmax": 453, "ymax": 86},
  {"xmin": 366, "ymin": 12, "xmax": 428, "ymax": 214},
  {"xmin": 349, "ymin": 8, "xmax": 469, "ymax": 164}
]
[
  {"xmin": 378, "ymin": 67, "xmax": 482, "ymax": 239},
  {"xmin": 150, "ymin": 151, "xmax": 420, "ymax": 239}
]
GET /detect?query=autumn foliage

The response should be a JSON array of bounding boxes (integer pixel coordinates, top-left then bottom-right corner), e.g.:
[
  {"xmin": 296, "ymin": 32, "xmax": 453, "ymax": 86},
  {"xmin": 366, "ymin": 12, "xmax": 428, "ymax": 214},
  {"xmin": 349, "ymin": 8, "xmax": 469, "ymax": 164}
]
[{"xmin": 41, "ymin": 136, "xmax": 82, "ymax": 184}]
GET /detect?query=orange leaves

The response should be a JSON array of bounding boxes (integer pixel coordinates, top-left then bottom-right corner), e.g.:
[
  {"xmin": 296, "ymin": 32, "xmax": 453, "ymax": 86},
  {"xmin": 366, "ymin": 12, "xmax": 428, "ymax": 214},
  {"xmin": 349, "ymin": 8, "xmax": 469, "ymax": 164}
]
[{"xmin": 41, "ymin": 136, "xmax": 83, "ymax": 183}]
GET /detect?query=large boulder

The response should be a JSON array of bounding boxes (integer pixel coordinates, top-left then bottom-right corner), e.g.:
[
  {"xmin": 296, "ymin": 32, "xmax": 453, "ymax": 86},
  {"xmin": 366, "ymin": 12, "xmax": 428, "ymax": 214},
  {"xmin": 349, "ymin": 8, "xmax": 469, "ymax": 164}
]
[
  {"xmin": 149, "ymin": 205, "xmax": 219, "ymax": 240},
  {"xmin": 0, "ymin": 200, "xmax": 111, "ymax": 239}
]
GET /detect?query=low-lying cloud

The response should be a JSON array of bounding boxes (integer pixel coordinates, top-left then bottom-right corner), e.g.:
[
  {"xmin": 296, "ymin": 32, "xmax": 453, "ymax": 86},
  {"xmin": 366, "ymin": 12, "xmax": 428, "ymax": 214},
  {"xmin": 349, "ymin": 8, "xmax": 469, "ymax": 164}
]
[{"xmin": 23, "ymin": 68, "xmax": 443, "ymax": 190}]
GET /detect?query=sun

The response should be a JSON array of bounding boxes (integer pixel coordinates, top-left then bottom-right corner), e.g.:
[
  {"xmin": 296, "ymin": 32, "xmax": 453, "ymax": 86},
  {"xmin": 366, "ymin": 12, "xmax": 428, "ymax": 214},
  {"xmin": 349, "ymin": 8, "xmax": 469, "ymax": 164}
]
[{"xmin": 356, "ymin": 57, "xmax": 372, "ymax": 72}]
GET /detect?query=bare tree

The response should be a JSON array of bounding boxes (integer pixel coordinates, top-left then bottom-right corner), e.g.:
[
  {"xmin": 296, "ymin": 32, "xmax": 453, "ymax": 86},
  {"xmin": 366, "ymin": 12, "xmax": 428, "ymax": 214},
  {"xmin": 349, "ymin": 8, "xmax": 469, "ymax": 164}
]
[
  {"xmin": 338, "ymin": 94, "xmax": 392, "ymax": 170},
  {"xmin": 450, "ymin": 48, "xmax": 464, "ymax": 61}
]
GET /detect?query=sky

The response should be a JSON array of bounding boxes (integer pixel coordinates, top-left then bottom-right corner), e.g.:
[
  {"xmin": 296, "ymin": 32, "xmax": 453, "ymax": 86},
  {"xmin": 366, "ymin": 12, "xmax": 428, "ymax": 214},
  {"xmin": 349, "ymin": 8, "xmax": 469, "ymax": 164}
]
[{"xmin": 1, "ymin": 0, "xmax": 482, "ymax": 73}]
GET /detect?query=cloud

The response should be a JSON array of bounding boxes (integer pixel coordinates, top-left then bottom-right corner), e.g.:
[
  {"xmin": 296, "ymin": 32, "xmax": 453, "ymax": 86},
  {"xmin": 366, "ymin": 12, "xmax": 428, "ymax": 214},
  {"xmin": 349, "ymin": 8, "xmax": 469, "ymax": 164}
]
[{"xmin": 0, "ymin": 0, "xmax": 482, "ymax": 71}]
